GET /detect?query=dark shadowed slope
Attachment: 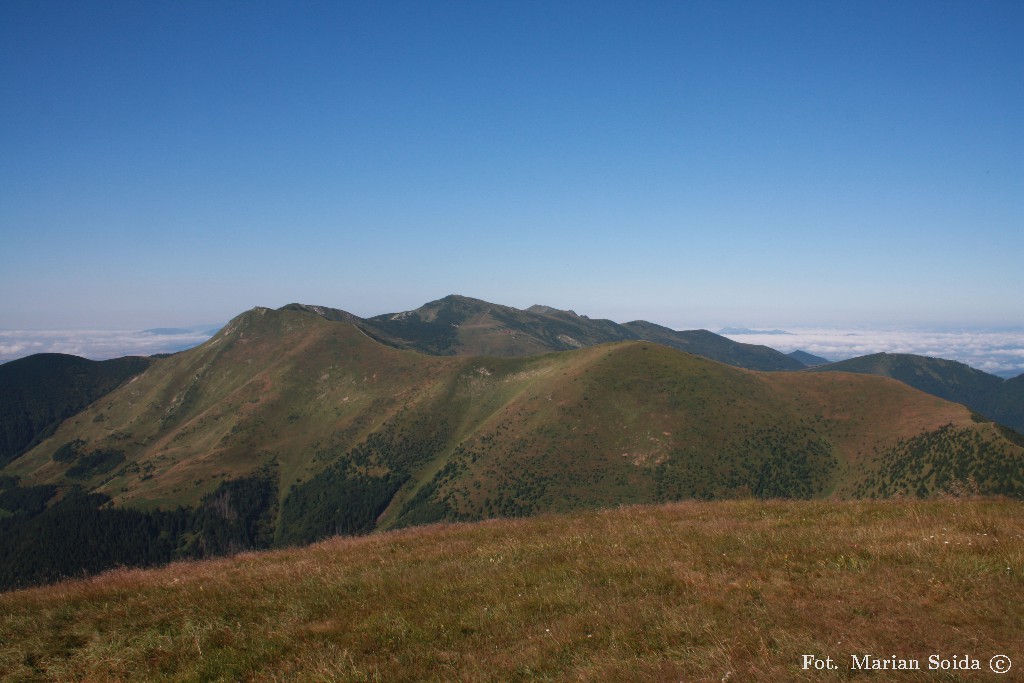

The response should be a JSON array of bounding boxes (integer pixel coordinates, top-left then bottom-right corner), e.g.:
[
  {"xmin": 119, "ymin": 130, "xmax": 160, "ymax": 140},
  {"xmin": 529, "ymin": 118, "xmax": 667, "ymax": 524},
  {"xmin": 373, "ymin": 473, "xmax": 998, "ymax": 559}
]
[
  {"xmin": 0, "ymin": 353, "xmax": 153, "ymax": 468},
  {"xmin": 788, "ymin": 349, "xmax": 832, "ymax": 366}
]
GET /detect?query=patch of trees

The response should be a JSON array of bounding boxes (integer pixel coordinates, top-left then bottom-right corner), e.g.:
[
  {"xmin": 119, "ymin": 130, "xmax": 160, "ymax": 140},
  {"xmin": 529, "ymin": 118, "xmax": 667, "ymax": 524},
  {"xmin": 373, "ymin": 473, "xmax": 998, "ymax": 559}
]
[
  {"xmin": 1, "ymin": 408, "xmax": 473, "ymax": 590},
  {"xmin": 995, "ymin": 424, "xmax": 1024, "ymax": 448},
  {"xmin": 278, "ymin": 465, "xmax": 404, "ymax": 546},
  {"xmin": 393, "ymin": 455, "xmax": 468, "ymax": 528},
  {"xmin": 852, "ymin": 425, "xmax": 1024, "ymax": 498},
  {"xmin": 65, "ymin": 449, "xmax": 126, "ymax": 479},
  {"xmin": 282, "ymin": 411, "xmax": 466, "ymax": 540},
  {"xmin": 48, "ymin": 439, "xmax": 128, "ymax": 479},
  {"xmin": 186, "ymin": 472, "xmax": 278, "ymax": 556},
  {"xmin": 654, "ymin": 426, "xmax": 838, "ymax": 501},
  {"xmin": 0, "ymin": 480, "xmax": 59, "ymax": 518},
  {"xmin": 0, "ymin": 470, "xmax": 278, "ymax": 592}
]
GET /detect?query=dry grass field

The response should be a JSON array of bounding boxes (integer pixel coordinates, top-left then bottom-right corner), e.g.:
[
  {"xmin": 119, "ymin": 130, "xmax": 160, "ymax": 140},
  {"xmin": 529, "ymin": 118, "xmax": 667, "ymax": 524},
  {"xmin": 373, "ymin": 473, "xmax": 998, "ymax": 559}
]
[{"xmin": 2, "ymin": 497, "xmax": 1022, "ymax": 682}]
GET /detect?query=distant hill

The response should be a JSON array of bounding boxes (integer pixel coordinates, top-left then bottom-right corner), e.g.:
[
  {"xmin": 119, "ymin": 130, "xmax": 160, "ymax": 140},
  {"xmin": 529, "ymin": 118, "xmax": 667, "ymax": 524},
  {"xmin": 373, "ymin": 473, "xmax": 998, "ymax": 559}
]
[
  {"xmin": 812, "ymin": 352, "xmax": 1024, "ymax": 432},
  {"xmin": 0, "ymin": 353, "xmax": 153, "ymax": 468},
  {"xmin": 788, "ymin": 350, "xmax": 832, "ymax": 367},
  {"xmin": 623, "ymin": 320, "xmax": 804, "ymax": 371},
  {"xmin": 286, "ymin": 295, "xmax": 802, "ymax": 372}
]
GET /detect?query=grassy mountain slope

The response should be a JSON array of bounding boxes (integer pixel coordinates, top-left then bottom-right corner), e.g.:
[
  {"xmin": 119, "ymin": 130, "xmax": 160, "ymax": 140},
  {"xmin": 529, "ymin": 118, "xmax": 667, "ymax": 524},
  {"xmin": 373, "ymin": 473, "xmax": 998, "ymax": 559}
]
[
  {"xmin": 393, "ymin": 343, "xmax": 1007, "ymax": 527},
  {"xmin": 622, "ymin": 320, "xmax": 804, "ymax": 371},
  {"xmin": 2, "ymin": 498, "xmax": 1021, "ymax": 681},
  {"xmin": 7, "ymin": 307, "xmax": 1021, "ymax": 519},
  {"xmin": 813, "ymin": 352, "xmax": 1024, "ymax": 432},
  {"xmin": 5, "ymin": 307, "xmax": 462, "ymax": 510},
  {"xmin": 0, "ymin": 353, "xmax": 153, "ymax": 468}
]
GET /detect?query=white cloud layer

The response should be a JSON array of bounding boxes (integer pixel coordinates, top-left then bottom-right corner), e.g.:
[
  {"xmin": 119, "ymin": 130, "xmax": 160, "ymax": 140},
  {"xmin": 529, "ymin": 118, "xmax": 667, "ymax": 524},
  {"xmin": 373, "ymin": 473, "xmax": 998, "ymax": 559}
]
[
  {"xmin": 0, "ymin": 329, "xmax": 216, "ymax": 363},
  {"xmin": 721, "ymin": 327, "xmax": 1024, "ymax": 378}
]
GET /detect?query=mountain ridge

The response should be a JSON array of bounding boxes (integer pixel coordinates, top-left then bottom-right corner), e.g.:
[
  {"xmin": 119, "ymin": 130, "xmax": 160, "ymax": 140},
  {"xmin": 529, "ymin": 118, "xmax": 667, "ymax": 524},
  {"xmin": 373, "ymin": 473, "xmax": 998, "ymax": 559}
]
[{"xmin": 279, "ymin": 295, "xmax": 804, "ymax": 372}]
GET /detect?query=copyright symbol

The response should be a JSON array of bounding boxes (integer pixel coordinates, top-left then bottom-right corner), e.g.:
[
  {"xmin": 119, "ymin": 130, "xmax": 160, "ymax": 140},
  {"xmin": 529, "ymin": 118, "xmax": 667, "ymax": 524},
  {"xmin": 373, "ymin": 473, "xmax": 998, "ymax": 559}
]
[{"xmin": 990, "ymin": 654, "xmax": 1011, "ymax": 674}]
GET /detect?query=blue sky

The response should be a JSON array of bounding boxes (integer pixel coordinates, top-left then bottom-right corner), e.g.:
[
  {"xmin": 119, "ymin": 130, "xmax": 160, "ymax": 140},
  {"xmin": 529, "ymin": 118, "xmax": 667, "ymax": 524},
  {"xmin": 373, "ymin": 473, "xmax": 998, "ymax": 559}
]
[{"xmin": 1, "ymin": 0, "xmax": 1021, "ymax": 331}]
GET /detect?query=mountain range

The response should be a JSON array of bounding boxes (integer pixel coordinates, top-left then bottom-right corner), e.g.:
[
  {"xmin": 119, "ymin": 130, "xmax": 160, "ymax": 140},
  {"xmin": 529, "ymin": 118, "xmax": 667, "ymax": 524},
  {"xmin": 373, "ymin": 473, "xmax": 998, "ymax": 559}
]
[
  {"xmin": 1, "ymin": 295, "xmax": 1022, "ymax": 589},
  {"xmin": 283, "ymin": 295, "xmax": 807, "ymax": 371}
]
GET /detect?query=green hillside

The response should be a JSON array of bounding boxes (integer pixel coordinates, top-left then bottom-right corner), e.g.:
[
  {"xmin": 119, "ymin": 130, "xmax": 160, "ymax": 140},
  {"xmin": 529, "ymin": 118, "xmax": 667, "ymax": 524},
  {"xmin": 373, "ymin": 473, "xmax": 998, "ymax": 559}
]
[
  {"xmin": 1, "ymin": 498, "xmax": 1021, "ymax": 681},
  {"xmin": 2, "ymin": 306, "xmax": 1021, "ymax": 589},
  {"xmin": 813, "ymin": 352, "xmax": 1024, "ymax": 432},
  {"xmin": 0, "ymin": 353, "xmax": 153, "ymax": 468}
]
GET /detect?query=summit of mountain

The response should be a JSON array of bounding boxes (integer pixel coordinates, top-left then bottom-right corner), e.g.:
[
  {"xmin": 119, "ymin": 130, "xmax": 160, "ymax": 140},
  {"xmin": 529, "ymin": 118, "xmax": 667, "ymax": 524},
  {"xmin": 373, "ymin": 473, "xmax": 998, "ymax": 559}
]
[{"xmin": 278, "ymin": 302, "xmax": 362, "ymax": 323}]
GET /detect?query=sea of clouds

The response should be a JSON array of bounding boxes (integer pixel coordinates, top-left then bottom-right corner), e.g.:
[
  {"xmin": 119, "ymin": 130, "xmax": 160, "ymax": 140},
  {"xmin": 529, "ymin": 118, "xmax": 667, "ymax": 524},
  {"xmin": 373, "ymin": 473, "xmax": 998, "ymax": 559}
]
[
  {"xmin": 0, "ymin": 328, "xmax": 219, "ymax": 364},
  {"xmin": 720, "ymin": 327, "xmax": 1024, "ymax": 379}
]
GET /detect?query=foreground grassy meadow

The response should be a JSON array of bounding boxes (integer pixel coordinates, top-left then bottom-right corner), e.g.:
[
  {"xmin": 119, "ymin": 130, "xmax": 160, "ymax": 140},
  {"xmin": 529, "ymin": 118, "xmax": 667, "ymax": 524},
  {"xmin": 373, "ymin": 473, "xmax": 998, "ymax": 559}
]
[{"xmin": 2, "ymin": 499, "xmax": 1022, "ymax": 682}]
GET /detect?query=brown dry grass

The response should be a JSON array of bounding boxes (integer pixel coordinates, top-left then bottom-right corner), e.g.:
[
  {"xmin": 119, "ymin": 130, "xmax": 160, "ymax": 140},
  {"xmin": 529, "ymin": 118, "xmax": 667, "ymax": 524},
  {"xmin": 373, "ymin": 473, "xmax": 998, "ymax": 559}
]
[
  {"xmin": 764, "ymin": 371, "xmax": 973, "ymax": 464},
  {"xmin": 2, "ymin": 498, "xmax": 1022, "ymax": 682}
]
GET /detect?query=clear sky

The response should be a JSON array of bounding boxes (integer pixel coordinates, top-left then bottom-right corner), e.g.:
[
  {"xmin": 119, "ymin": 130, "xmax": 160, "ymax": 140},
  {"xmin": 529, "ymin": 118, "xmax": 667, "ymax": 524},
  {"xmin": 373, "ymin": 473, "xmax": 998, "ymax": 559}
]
[{"xmin": 1, "ymin": 0, "xmax": 1021, "ymax": 330}]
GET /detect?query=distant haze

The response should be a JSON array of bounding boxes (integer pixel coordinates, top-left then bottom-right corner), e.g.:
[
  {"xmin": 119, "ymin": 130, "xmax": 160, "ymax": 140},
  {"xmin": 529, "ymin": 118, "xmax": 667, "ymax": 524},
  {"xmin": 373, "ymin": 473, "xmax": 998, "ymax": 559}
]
[{"xmin": 0, "ymin": 328, "xmax": 219, "ymax": 362}]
